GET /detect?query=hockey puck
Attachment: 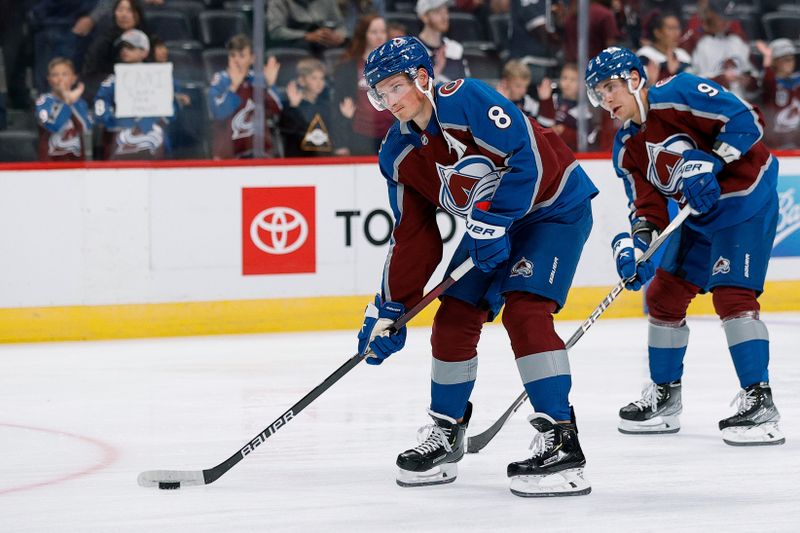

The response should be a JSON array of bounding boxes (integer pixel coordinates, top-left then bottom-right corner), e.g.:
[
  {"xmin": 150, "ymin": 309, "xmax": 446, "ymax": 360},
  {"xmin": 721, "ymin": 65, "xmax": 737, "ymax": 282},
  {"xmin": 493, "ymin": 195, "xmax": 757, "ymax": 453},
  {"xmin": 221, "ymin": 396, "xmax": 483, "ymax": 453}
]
[{"xmin": 158, "ymin": 481, "xmax": 181, "ymax": 490}]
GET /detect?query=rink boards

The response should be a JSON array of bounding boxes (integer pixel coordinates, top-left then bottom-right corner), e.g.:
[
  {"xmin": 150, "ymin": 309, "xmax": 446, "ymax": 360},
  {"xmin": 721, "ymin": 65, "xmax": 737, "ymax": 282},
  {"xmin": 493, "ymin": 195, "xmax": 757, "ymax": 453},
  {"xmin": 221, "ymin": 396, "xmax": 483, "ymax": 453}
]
[{"xmin": 1, "ymin": 155, "xmax": 799, "ymax": 342}]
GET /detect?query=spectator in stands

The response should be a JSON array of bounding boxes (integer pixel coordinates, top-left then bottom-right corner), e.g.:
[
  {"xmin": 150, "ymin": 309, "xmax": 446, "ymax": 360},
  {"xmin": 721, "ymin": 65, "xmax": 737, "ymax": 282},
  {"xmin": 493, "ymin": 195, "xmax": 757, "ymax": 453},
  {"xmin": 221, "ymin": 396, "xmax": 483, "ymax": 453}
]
[
  {"xmin": 416, "ymin": 0, "xmax": 469, "ymax": 83},
  {"xmin": 637, "ymin": 12, "xmax": 691, "ymax": 82},
  {"xmin": 690, "ymin": 0, "xmax": 757, "ymax": 98},
  {"xmin": 536, "ymin": 63, "xmax": 615, "ymax": 151},
  {"xmin": 332, "ymin": 14, "xmax": 394, "ymax": 156},
  {"xmin": 758, "ymin": 39, "xmax": 800, "ymax": 150},
  {"xmin": 496, "ymin": 59, "xmax": 539, "ymax": 118},
  {"xmin": 507, "ymin": 0, "xmax": 559, "ymax": 83},
  {"xmin": 82, "ymin": 0, "xmax": 147, "ymax": 102},
  {"xmin": 454, "ymin": 0, "xmax": 508, "ymax": 44},
  {"xmin": 278, "ymin": 58, "xmax": 337, "ymax": 157},
  {"xmin": 29, "ymin": 0, "xmax": 99, "ymax": 94},
  {"xmin": 267, "ymin": 0, "xmax": 347, "ymax": 56},
  {"xmin": 150, "ymin": 36, "xmax": 169, "ymax": 63},
  {"xmin": 93, "ymin": 29, "xmax": 173, "ymax": 160},
  {"xmin": 208, "ymin": 34, "xmax": 283, "ymax": 159},
  {"xmin": 386, "ymin": 20, "xmax": 408, "ymax": 40},
  {"xmin": 1, "ymin": 0, "xmax": 33, "ymax": 110},
  {"xmin": 35, "ymin": 57, "xmax": 93, "ymax": 161},
  {"xmin": 679, "ymin": 0, "xmax": 748, "ymax": 55},
  {"xmin": 562, "ymin": 0, "xmax": 622, "ymax": 64}
]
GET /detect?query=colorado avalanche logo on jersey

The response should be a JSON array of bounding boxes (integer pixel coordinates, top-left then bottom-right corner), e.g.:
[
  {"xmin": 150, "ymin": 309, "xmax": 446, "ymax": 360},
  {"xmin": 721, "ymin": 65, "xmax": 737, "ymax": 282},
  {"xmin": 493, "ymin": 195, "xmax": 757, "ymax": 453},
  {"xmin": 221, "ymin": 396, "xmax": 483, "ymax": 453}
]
[
  {"xmin": 436, "ymin": 155, "xmax": 507, "ymax": 217},
  {"xmin": 645, "ymin": 133, "xmax": 697, "ymax": 195}
]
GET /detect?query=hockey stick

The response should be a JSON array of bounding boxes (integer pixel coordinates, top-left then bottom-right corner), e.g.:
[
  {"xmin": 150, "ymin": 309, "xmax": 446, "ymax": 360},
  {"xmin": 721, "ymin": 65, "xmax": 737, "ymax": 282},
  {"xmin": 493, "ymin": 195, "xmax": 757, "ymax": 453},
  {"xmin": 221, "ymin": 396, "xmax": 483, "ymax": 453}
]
[
  {"xmin": 137, "ymin": 258, "xmax": 475, "ymax": 489},
  {"xmin": 465, "ymin": 205, "xmax": 692, "ymax": 454}
]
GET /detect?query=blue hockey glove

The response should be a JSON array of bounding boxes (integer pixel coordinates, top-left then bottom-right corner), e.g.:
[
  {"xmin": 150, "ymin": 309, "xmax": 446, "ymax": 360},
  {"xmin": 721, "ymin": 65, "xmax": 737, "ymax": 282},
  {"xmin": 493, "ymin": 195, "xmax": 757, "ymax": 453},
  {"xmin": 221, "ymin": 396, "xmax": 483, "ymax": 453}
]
[
  {"xmin": 611, "ymin": 231, "xmax": 656, "ymax": 291},
  {"xmin": 678, "ymin": 149, "xmax": 722, "ymax": 215},
  {"xmin": 357, "ymin": 294, "xmax": 407, "ymax": 365},
  {"xmin": 465, "ymin": 203, "xmax": 513, "ymax": 273}
]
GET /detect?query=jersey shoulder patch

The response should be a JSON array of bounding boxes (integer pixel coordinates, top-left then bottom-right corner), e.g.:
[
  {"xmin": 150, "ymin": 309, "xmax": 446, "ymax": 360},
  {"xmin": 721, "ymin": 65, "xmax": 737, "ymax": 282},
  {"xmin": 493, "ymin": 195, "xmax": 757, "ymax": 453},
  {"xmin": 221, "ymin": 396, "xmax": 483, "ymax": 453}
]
[
  {"xmin": 438, "ymin": 79, "xmax": 465, "ymax": 97},
  {"xmin": 654, "ymin": 75, "xmax": 676, "ymax": 88}
]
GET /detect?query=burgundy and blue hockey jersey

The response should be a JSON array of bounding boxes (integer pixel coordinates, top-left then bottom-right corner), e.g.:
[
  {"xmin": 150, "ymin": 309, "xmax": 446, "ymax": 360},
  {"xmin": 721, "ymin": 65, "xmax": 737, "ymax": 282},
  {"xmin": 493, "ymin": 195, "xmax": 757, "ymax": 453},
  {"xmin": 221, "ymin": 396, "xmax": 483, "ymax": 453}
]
[
  {"xmin": 377, "ymin": 78, "xmax": 598, "ymax": 308},
  {"xmin": 208, "ymin": 69, "xmax": 283, "ymax": 159},
  {"xmin": 612, "ymin": 72, "xmax": 777, "ymax": 233},
  {"xmin": 36, "ymin": 92, "xmax": 92, "ymax": 161}
]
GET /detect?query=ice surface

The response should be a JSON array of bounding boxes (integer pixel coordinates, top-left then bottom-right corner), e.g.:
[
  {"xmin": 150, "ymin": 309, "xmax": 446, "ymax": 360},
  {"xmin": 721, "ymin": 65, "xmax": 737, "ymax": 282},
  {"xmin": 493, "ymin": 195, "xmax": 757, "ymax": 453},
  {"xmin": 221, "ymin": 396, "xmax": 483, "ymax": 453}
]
[{"xmin": 1, "ymin": 314, "xmax": 799, "ymax": 532}]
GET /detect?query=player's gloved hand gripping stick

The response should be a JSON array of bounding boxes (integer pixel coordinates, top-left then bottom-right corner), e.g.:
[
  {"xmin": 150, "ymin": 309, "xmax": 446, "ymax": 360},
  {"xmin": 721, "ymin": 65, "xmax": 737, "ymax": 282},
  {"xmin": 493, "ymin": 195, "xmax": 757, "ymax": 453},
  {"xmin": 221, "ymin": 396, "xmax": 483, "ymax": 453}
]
[
  {"xmin": 138, "ymin": 258, "xmax": 475, "ymax": 489},
  {"xmin": 465, "ymin": 206, "xmax": 692, "ymax": 454}
]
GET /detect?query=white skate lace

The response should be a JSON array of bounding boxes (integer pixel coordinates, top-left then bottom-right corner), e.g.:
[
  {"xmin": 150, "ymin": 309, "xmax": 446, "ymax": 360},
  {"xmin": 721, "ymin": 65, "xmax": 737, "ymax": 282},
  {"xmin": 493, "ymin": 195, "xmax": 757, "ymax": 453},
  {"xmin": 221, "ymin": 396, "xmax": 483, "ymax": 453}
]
[
  {"xmin": 413, "ymin": 424, "xmax": 453, "ymax": 454},
  {"xmin": 528, "ymin": 428, "xmax": 555, "ymax": 458},
  {"xmin": 730, "ymin": 388, "xmax": 756, "ymax": 414},
  {"xmin": 632, "ymin": 382, "xmax": 661, "ymax": 412}
]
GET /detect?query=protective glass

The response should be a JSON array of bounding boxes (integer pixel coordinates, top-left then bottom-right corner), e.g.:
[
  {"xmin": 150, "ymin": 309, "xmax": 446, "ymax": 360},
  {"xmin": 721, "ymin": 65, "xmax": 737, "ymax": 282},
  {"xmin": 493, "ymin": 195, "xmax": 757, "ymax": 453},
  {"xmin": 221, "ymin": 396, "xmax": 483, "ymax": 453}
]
[{"xmin": 367, "ymin": 78, "xmax": 414, "ymax": 111}]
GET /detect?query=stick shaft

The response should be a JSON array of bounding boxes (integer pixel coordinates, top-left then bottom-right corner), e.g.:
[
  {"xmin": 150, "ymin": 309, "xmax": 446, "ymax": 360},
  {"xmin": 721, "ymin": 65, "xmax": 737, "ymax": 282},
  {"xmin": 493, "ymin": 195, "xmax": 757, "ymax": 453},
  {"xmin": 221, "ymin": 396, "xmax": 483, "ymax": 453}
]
[{"xmin": 465, "ymin": 207, "xmax": 691, "ymax": 453}]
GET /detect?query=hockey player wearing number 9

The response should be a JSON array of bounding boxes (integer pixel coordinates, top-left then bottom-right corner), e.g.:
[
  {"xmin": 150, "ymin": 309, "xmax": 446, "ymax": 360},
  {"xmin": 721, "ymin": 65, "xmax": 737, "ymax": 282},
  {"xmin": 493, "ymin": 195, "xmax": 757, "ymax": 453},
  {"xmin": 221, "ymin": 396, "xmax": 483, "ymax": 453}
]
[
  {"xmin": 586, "ymin": 47, "xmax": 785, "ymax": 446},
  {"xmin": 356, "ymin": 36, "xmax": 599, "ymax": 497}
]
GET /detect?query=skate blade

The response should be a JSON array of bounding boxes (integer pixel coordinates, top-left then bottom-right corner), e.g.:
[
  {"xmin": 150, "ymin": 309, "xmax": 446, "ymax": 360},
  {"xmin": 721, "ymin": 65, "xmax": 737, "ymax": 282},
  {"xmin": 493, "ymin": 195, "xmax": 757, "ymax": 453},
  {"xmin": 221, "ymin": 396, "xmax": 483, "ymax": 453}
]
[
  {"xmin": 509, "ymin": 468, "xmax": 591, "ymax": 498},
  {"xmin": 721, "ymin": 423, "xmax": 785, "ymax": 446},
  {"xmin": 396, "ymin": 463, "xmax": 457, "ymax": 487},
  {"xmin": 618, "ymin": 415, "xmax": 680, "ymax": 435}
]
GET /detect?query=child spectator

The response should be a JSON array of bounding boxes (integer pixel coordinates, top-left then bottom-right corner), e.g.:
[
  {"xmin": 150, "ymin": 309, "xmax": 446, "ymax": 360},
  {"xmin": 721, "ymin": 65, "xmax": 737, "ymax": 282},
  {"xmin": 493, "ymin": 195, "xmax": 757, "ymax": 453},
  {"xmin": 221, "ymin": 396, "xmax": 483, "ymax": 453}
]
[
  {"xmin": 332, "ymin": 14, "xmax": 394, "ymax": 156},
  {"xmin": 759, "ymin": 38, "xmax": 800, "ymax": 150},
  {"xmin": 208, "ymin": 34, "xmax": 282, "ymax": 159},
  {"xmin": 35, "ymin": 57, "xmax": 92, "ymax": 161},
  {"xmin": 93, "ymin": 29, "xmax": 174, "ymax": 160},
  {"xmin": 278, "ymin": 58, "xmax": 336, "ymax": 157},
  {"xmin": 536, "ymin": 63, "xmax": 614, "ymax": 151},
  {"xmin": 495, "ymin": 59, "xmax": 539, "ymax": 118}
]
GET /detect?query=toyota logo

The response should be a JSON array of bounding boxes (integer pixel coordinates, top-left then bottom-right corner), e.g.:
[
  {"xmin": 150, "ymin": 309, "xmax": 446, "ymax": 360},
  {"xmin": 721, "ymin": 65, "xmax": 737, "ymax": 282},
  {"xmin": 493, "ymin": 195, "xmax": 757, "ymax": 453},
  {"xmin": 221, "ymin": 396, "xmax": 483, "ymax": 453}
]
[{"xmin": 250, "ymin": 207, "xmax": 309, "ymax": 255}]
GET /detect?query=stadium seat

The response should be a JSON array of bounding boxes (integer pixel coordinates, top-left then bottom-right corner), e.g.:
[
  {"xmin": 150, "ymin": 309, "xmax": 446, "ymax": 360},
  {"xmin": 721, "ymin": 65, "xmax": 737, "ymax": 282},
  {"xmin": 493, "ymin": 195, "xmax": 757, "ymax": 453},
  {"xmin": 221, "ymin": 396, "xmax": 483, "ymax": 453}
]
[
  {"xmin": 487, "ymin": 13, "xmax": 510, "ymax": 57},
  {"xmin": 447, "ymin": 12, "xmax": 485, "ymax": 43},
  {"xmin": 168, "ymin": 48, "xmax": 206, "ymax": 85},
  {"xmin": 463, "ymin": 49, "xmax": 502, "ymax": 84},
  {"xmin": 202, "ymin": 48, "xmax": 229, "ymax": 82},
  {"xmin": 0, "ymin": 130, "xmax": 38, "ymax": 162},
  {"xmin": 384, "ymin": 12, "xmax": 423, "ymax": 36},
  {"xmin": 145, "ymin": 10, "xmax": 194, "ymax": 42},
  {"xmin": 198, "ymin": 11, "xmax": 249, "ymax": 48},
  {"xmin": 266, "ymin": 48, "xmax": 315, "ymax": 87},
  {"xmin": 762, "ymin": 12, "xmax": 800, "ymax": 41},
  {"xmin": 144, "ymin": 1, "xmax": 205, "ymax": 39}
]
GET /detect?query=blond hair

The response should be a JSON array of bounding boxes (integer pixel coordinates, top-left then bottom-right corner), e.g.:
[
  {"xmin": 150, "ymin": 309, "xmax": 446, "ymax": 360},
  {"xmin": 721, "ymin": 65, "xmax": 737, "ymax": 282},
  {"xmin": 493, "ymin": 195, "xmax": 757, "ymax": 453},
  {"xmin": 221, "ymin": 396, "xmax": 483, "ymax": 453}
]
[{"xmin": 296, "ymin": 57, "xmax": 326, "ymax": 78}]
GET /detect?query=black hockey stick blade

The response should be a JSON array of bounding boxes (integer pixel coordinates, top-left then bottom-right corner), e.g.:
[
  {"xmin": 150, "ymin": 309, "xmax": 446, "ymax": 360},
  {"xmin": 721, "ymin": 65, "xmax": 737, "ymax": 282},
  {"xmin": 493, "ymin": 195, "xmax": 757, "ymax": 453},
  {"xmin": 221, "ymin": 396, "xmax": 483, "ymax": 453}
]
[
  {"xmin": 138, "ymin": 258, "xmax": 475, "ymax": 488},
  {"xmin": 465, "ymin": 206, "xmax": 692, "ymax": 453}
]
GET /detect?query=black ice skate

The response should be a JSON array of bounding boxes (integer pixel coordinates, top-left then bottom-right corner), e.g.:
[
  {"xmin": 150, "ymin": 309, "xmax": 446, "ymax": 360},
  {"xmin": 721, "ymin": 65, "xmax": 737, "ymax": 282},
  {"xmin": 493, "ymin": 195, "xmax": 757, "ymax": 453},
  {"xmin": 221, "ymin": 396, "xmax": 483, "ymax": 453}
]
[
  {"xmin": 507, "ymin": 413, "xmax": 591, "ymax": 497},
  {"xmin": 618, "ymin": 381, "xmax": 682, "ymax": 434},
  {"xmin": 719, "ymin": 382, "xmax": 785, "ymax": 446},
  {"xmin": 396, "ymin": 402, "xmax": 472, "ymax": 487}
]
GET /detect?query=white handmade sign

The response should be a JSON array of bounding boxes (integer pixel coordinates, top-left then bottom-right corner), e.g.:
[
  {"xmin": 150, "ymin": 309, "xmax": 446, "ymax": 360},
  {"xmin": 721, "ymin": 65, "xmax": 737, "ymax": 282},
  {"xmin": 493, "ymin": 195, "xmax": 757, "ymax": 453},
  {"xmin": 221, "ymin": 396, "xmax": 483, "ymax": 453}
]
[{"xmin": 114, "ymin": 62, "xmax": 174, "ymax": 118}]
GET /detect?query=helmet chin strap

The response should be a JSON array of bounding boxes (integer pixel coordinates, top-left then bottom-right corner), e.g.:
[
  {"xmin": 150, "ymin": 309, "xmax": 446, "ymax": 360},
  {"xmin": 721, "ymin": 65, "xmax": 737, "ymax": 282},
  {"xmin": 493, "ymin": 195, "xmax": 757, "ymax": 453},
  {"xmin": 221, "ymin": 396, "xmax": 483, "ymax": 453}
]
[
  {"xmin": 414, "ymin": 76, "xmax": 466, "ymax": 159},
  {"xmin": 626, "ymin": 77, "xmax": 647, "ymax": 124}
]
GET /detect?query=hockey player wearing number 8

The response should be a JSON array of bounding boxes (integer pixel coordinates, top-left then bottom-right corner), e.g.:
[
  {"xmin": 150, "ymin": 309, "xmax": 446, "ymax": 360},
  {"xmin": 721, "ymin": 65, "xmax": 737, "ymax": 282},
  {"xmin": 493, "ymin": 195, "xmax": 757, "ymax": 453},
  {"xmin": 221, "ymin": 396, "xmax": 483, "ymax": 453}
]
[
  {"xmin": 355, "ymin": 36, "xmax": 599, "ymax": 497},
  {"xmin": 585, "ymin": 47, "xmax": 785, "ymax": 446}
]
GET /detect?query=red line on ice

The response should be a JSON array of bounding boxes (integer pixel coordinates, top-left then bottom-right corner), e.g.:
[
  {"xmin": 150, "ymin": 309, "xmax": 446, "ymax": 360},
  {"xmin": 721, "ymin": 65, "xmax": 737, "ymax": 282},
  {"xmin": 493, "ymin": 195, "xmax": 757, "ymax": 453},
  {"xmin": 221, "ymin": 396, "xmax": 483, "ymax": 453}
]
[{"xmin": 0, "ymin": 422, "xmax": 119, "ymax": 495}]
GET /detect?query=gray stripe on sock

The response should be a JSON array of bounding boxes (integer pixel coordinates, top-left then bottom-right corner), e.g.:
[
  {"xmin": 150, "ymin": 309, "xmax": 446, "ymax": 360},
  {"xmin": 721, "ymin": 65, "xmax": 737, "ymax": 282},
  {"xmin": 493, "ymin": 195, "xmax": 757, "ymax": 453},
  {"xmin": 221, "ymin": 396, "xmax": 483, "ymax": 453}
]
[
  {"xmin": 723, "ymin": 317, "xmax": 769, "ymax": 347},
  {"xmin": 648, "ymin": 322, "xmax": 690, "ymax": 349},
  {"xmin": 431, "ymin": 356, "xmax": 478, "ymax": 385},
  {"xmin": 516, "ymin": 350, "xmax": 571, "ymax": 384}
]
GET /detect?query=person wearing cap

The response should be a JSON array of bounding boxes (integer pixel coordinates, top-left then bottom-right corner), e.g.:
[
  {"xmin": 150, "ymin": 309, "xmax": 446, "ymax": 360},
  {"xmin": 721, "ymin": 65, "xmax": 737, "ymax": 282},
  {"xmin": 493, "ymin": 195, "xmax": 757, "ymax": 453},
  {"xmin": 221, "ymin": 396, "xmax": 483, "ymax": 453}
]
[
  {"xmin": 690, "ymin": 0, "xmax": 758, "ymax": 98},
  {"xmin": 415, "ymin": 0, "xmax": 469, "ymax": 83},
  {"xmin": 758, "ymin": 38, "xmax": 800, "ymax": 149},
  {"xmin": 93, "ymin": 28, "xmax": 176, "ymax": 160},
  {"xmin": 81, "ymin": 0, "xmax": 147, "ymax": 102}
]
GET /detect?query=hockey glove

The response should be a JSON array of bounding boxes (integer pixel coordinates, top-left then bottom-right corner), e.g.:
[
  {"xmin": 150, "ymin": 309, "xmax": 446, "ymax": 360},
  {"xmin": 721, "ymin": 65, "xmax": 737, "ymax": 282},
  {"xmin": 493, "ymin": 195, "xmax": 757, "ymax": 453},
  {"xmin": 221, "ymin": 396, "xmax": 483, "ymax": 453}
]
[
  {"xmin": 678, "ymin": 149, "xmax": 722, "ymax": 215},
  {"xmin": 611, "ymin": 229, "xmax": 656, "ymax": 291},
  {"xmin": 465, "ymin": 203, "xmax": 513, "ymax": 273},
  {"xmin": 357, "ymin": 294, "xmax": 407, "ymax": 365}
]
